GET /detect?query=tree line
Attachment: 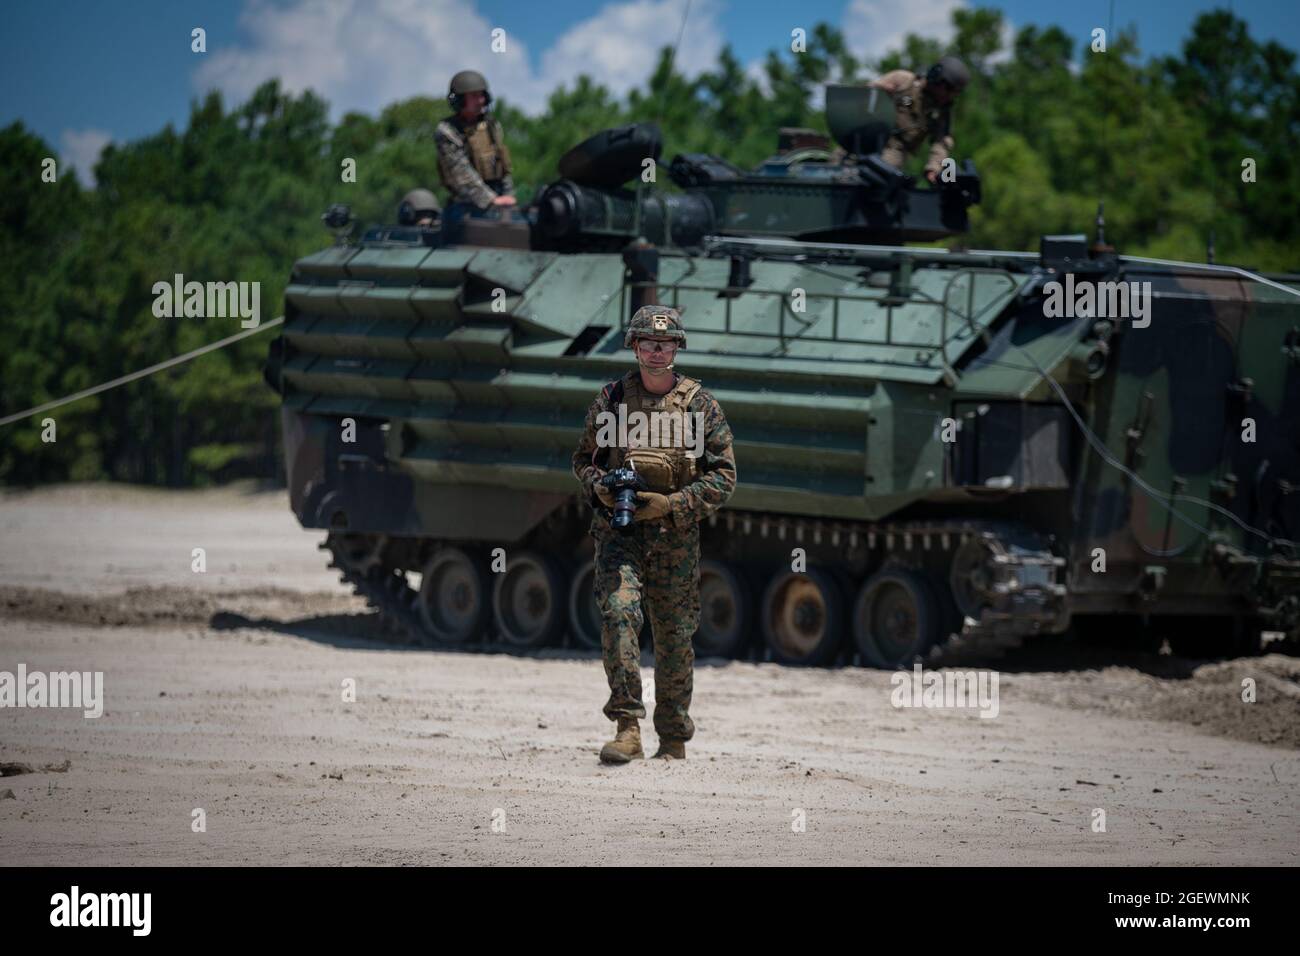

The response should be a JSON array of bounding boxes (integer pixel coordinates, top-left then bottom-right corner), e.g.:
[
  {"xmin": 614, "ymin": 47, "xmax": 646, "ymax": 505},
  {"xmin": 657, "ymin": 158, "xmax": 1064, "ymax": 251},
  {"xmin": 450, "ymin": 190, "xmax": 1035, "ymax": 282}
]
[{"xmin": 1, "ymin": 7, "xmax": 1295, "ymax": 487}]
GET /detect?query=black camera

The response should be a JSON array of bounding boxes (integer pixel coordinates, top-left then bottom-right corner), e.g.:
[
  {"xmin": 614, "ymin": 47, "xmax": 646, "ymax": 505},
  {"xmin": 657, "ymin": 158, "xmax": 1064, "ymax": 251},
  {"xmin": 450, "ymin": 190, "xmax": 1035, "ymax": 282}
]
[{"xmin": 598, "ymin": 466, "xmax": 648, "ymax": 531}]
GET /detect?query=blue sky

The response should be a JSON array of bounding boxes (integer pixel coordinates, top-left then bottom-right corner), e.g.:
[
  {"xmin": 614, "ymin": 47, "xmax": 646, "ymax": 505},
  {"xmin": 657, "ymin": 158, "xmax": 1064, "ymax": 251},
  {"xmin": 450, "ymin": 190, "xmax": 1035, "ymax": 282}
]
[{"xmin": 3, "ymin": 0, "xmax": 1295, "ymax": 183}]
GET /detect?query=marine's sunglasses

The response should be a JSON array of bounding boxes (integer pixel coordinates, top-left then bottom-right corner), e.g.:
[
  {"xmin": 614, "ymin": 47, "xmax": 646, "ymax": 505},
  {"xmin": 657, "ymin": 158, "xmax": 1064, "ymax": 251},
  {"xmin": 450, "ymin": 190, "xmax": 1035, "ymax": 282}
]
[{"xmin": 636, "ymin": 339, "xmax": 679, "ymax": 353}]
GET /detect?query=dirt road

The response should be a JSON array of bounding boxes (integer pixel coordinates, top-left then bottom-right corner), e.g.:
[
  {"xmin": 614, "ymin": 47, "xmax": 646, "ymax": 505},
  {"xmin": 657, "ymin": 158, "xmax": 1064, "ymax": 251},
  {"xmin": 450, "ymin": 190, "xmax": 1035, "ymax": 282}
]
[{"xmin": 1, "ymin": 485, "xmax": 1296, "ymax": 865}]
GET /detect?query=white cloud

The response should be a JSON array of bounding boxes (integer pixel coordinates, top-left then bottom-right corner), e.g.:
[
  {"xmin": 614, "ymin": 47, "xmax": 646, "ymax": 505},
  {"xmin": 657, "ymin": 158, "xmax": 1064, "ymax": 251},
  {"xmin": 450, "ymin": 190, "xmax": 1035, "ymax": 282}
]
[
  {"xmin": 842, "ymin": 0, "xmax": 962, "ymax": 68},
  {"xmin": 538, "ymin": 0, "xmax": 722, "ymax": 102},
  {"xmin": 193, "ymin": 0, "xmax": 723, "ymax": 118},
  {"xmin": 194, "ymin": 0, "xmax": 535, "ymax": 115},
  {"xmin": 843, "ymin": 2, "xmax": 1016, "ymax": 75},
  {"xmin": 59, "ymin": 128, "xmax": 112, "ymax": 186}
]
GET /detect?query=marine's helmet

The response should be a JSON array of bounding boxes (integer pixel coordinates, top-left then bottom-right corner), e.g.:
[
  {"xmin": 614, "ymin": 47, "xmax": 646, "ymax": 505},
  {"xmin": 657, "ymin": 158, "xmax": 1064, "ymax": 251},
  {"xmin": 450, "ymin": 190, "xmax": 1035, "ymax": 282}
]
[
  {"xmin": 926, "ymin": 55, "xmax": 970, "ymax": 93},
  {"xmin": 625, "ymin": 305, "xmax": 687, "ymax": 377},
  {"xmin": 398, "ymin": 188, "xmax": 441, "ymax": 226},
  {"xmin": 448, "ymin": 70, "xmax": 492, "ymax": 111}
]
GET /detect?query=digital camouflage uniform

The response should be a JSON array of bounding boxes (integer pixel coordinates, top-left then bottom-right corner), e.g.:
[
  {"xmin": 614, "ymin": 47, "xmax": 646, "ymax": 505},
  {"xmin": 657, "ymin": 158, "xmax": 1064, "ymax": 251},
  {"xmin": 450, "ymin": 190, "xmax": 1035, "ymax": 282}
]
[
  {"xmin": 571, "ymin": 308, "xmax": 737, "ymax": 743},
  {"xmin": 871, "ymin": 68, "xmax": 955, "ymax": 178},
  {"xmin": 434, "ymin": 113, "xmax": 515, "ymax": 210}
]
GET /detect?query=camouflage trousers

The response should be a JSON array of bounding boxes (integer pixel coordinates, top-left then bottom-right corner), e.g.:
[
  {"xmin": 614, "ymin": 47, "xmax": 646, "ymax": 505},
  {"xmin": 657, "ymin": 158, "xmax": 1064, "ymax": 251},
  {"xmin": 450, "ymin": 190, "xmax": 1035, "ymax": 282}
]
[{"xmin": 593, "ymin": 517, "xmax": 700, "ymax": 740}]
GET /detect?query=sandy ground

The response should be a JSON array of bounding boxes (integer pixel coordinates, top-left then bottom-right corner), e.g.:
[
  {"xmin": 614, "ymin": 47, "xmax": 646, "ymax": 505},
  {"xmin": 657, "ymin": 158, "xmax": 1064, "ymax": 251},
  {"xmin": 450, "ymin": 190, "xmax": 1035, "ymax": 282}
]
[{"xmin": 0, "ymin": 484, "xmax": 1297, "ymax": 866}]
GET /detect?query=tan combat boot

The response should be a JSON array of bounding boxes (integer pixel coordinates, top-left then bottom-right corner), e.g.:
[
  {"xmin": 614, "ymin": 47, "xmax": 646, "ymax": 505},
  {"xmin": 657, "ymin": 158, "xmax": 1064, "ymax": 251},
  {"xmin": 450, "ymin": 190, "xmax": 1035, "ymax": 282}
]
[
  {"xmin": 599, "ymin": 717, "xmax": 644, "ymax": 764},
  {"xmin": 652, "ymin": 736, "xmax": 686, "ymax": 760}
]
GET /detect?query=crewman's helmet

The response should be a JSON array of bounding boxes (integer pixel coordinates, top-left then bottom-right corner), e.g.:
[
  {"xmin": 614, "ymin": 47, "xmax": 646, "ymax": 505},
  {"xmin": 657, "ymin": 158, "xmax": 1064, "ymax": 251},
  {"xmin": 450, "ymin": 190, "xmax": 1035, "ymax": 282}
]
[
  {"xmin": 398, "ymin": 188, "xmax": 441, "ymax": 226},
  {"xmin": 448, "ymin": 70, "xmax": 492, "ymax": 111},
  {"xmin": 926, "ymin": 56, "xmax": 970, "ymax": 93}
]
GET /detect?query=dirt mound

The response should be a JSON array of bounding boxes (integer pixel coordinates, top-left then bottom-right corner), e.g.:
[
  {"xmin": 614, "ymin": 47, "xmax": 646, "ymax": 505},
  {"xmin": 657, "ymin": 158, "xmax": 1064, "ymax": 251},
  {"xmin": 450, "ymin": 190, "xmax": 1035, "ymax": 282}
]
[
  {"xmin": 1142, "ymin": 655, "xmax": 1300, "ymax": 749},
  {"xmin": 1000, "ymin": 650, "xmax": 1300, "ymax": 750},
  {"xmin": 0, "ymin": 585, "xmax": 365, "ymax": 630}
]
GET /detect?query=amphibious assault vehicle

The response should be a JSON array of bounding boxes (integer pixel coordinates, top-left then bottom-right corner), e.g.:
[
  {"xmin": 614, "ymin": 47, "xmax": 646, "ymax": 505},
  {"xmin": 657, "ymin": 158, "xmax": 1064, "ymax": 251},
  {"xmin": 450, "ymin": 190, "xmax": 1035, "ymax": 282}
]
[{"xmin": 264, "ymin": 85, "xmax": 1300, "ymax": 666}]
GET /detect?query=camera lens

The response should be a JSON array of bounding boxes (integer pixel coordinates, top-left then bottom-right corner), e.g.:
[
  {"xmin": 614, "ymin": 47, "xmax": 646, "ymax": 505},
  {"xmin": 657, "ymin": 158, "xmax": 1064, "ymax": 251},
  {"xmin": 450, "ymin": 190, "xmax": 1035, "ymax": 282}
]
[{"xmin": 612, "ymin": 487, "xmax": 637, "ymax": 529}]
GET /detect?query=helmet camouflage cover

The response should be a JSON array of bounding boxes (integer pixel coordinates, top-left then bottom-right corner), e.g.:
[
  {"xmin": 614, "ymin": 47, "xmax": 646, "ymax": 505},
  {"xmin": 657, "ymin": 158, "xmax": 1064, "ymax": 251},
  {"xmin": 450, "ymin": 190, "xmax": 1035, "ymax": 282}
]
[{"xmin": 624, "ymin": 304, "xmax": 687, "ymax": 349}]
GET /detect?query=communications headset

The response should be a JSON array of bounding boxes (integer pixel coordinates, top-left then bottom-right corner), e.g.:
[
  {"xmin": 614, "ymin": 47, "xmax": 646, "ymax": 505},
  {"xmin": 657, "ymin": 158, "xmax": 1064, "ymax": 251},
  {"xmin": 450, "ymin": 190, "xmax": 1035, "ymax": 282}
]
[{"xmin": 448, "ymin": 88, "xmax": 493, "ymax": 114}]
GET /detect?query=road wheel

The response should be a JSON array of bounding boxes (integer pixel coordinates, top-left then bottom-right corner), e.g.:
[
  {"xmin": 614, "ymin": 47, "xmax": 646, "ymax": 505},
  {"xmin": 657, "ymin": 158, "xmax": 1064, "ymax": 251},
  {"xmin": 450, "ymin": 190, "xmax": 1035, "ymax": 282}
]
[
  {"xmin": 761, "ymin": 568, "xmax": 844, "ymax": 666},
  {"xmin": 949, "ymin": 535, "xmax": 992, "ymax": 621},
  {"xmin": 853, "ymin": 568, "xmax": 941, "ymax": 668},
  {"xmin": 695, "ymin": 559, "xmax": 752, "ymax": 659},
  {"xmin": 493, "ymin": 550, "xmax": 566, "ymax": 648},
  {"xmin": 567, "ymin": 558, "xmax": 602, "ymax": 650},
  {"xmin": 415, "ymin": 547, "xmax": 489, "ymax": 645}
]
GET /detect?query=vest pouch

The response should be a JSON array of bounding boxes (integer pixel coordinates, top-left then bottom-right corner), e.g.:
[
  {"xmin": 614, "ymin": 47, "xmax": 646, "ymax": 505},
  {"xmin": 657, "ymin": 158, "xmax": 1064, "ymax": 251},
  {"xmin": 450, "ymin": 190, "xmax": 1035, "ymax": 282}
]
[
  {"xmin": 624, "ymin": 448, "xmax": 683, "ymax": 494},
  {"xmin": 467, "ymin": 121, "xmax": 505, "ymax": 182}
]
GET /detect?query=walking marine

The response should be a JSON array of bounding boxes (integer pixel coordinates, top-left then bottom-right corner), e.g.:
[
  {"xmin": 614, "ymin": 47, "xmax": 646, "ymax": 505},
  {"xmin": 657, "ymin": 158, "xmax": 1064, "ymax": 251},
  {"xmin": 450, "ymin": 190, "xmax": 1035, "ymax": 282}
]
[{"xmin": 571, "ymin": 305, "xmax": 737, "ymax": 762}]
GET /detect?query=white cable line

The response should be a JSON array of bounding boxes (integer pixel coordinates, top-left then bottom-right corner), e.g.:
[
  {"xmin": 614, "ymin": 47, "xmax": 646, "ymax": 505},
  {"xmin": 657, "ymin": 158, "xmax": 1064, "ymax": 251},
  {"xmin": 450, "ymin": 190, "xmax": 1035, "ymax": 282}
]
[
  {"xmin": 0, "ymin": 317, "xmax": 285, "ymax": 428},
  {"xmin": 1011, "ymin": 343, "xmax": 1296, "ymax": 551}
]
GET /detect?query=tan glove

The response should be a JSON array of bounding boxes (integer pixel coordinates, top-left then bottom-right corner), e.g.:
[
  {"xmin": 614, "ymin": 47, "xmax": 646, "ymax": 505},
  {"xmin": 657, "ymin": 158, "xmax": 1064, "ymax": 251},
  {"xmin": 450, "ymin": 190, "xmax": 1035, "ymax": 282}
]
[
  {"xmin": 633, "ymin": 491, "xmax": 672, "ymax": 522},
  {"xmin": 594, "ymin": 481, "xmax": 616, "ymax": 509}
]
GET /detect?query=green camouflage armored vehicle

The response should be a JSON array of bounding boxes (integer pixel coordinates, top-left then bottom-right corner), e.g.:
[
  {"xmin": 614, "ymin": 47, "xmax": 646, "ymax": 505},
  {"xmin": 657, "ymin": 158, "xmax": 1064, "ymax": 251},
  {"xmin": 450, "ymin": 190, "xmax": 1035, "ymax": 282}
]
[{"xmin": 264, "ymin": 84, "xmax": 1300, "ymax": 667}]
